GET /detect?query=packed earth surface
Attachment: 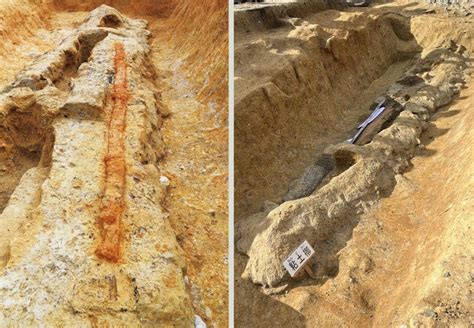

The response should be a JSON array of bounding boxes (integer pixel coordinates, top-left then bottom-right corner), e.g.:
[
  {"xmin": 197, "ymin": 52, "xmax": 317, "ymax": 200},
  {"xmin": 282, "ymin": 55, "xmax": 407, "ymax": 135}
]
[
  {"xmin": 235, "ymin": 0, "xmax": 473, "ymax": 327},
  {"xmin": 0, "ymin": 1, "xmax": 227, "ymax": 327}
]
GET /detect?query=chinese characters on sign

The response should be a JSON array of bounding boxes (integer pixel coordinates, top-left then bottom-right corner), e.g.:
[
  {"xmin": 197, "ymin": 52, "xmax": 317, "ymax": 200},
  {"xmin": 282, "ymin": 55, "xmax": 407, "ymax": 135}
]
[{"xmin": 282, "ymin": 240, "xmax": 315, "ymax": 277}]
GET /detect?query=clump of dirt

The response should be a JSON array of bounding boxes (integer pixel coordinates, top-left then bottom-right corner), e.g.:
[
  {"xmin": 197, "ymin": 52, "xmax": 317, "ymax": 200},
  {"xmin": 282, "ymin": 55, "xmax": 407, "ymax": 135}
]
[{"xmin": 235, "ymin": 1, "xmax": 473, "ymax": 327}]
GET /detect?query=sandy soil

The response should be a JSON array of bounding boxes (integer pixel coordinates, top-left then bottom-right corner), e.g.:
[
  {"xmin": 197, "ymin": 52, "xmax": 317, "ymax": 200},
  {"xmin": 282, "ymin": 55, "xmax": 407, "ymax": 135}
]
[
  {"xmin": 235, "ymin": 1, "xmax": 473, "ymax": 327},
  {"xmin": 0, "ymin": 1, "xmax": 228, "ymax": 326},
  {"xmin": 149, "ymin": 19, "xmax": 229, "ymax": 327},
  {"xmin": 236, "ymin": 80, "xmax": 473, "ymax": 327}
]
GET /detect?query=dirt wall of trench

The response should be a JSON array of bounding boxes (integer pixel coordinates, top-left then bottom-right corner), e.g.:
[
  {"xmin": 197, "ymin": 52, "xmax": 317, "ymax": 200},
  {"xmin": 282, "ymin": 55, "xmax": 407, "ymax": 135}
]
[
  {"xmin": 0, "ymin": 0, "xmax": 228, "ymax": 109},
  {"xmin": 234, "ymin": 9, "xmax": 421, "ymax": 218},
  {"xmin": 51, "ymin": 0, "xmax": 229, "ymax": 107}
]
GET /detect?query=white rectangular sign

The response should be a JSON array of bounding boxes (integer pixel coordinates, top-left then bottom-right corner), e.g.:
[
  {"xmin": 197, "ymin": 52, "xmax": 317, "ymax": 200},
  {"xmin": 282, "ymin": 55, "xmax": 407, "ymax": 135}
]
[{"xmin": 282, "ymin": 240, "xmax": 315, "ymax": 277}]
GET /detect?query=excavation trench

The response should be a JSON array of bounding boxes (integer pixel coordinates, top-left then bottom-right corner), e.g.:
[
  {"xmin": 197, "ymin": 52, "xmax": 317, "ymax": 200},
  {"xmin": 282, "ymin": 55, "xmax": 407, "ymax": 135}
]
[
  {"xmin": 0, "ymin": 2, "xmax": 227, "ymax": 327},
  {"xmin": 236, "ymin": 2, "xmax": 473, "ymax": 327},
  {"xmin": 235, "ymin": 7, "xmax": 423, "ymax": 219}
]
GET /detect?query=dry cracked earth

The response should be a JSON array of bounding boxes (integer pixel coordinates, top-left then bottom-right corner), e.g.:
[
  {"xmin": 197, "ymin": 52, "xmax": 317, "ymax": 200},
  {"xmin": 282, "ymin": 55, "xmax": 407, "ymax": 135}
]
[
  {"xmin": 235, "ymin": 0, "xmax": 473, "ymax": 327},
  {"xmin": 0, "ymin": 1, "xmax": 227, "ymax": 327}
]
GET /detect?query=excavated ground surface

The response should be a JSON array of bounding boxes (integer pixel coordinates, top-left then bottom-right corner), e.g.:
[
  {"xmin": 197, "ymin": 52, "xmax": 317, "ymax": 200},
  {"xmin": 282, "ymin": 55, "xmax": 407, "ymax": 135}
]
[
  {"xmin": 235, "ymin": 1, "xmax": 473, "ymax": 327},
  {"xmin": 149, "ymin": 19, "xmax": 229, "ymax": 327},
  {"xmin": 0, "ymin": 1, "xmax": 227, "ymax": 327}
]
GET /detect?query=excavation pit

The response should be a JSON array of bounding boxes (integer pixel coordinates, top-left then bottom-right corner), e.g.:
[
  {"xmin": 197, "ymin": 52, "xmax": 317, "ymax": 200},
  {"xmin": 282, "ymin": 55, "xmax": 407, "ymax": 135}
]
[
  {"xmin": 0, "ymin": 1, "xmax": 228, "ymax": 326},
  {"xmin": 235, "ymin": 1, "xmax": 473, "ymax": 327}
]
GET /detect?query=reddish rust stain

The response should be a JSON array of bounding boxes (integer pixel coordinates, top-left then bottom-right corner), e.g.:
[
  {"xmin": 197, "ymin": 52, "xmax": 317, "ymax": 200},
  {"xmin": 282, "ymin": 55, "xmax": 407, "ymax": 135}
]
[
  {"xmin": 96, "ymin": 43, "xmax": 128, "ymax": 262},
  {"xmin": 163, "ymin": 273, "xmax": 178, "ymax": 288}
]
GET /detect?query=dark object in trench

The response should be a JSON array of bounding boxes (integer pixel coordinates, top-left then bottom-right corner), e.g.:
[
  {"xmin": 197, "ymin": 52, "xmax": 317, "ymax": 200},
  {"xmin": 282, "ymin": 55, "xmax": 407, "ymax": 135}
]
[
  {"xmin": 349, "ymin": 98, "xmax": 387, "ymax": 144},
  {"xmin": 283, "ymin": 154, "xmax": 334, "ymax": 202},
  {"xmin": 397, "ymin": 75, "xmax": 424, "ymax": 87},
  {"xmin": 347, "ymin": 0, "xmax": 370, "ymax": 7},
  {"xmin": 351, "ymin": 96, "xmax": 404, "ymax": 145}
]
